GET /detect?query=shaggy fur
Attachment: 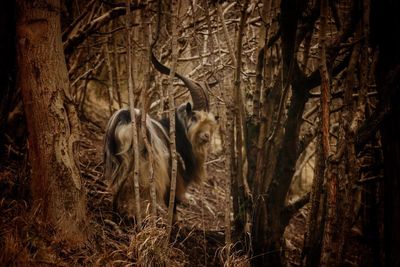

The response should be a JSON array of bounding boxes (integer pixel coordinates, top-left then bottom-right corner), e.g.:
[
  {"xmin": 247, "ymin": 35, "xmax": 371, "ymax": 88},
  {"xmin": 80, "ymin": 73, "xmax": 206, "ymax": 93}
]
[{"xmin": 104, "ymin": 103, "xmax": 216, "ymax": 219}]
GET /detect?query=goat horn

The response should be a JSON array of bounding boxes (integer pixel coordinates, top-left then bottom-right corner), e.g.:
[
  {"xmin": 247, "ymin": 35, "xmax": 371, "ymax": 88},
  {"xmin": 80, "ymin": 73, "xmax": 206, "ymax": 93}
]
[{"xmin": 151, "ymin": 51, "xmax": 209, "ymax": 111}]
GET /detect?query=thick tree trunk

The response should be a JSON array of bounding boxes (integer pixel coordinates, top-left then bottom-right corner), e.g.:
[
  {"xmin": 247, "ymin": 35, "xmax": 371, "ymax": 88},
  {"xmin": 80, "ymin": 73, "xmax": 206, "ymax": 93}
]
[{"xmin": 16, "ymin": 0, "xmax": 87, "ymax": 242}]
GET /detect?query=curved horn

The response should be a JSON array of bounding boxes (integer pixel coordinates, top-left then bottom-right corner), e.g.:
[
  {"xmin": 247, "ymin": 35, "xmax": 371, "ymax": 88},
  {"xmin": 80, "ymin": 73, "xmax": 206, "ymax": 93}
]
[{"xmin": 151, "ymin": 51, "xmax": 209, "ymax": 111}]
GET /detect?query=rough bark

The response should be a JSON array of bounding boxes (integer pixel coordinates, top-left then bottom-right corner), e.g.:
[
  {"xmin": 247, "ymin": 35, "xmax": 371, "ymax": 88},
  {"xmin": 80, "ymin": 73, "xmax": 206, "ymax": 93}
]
[
  {"xmin": 233, "ymin": 0, "xmax": 250, "ymax": 236},
  {"xmin": 16, "ymin": 0, "xmax": 87, "ymax": 242},
  {"xmin": 318, "ymin": 0, "xmax": 337, "ymax": 265}
]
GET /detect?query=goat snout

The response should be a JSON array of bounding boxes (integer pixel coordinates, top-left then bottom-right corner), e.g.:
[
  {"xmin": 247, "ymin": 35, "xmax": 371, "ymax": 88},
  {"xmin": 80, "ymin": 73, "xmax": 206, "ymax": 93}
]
[{"xmin": 200, "ymin": 132, "xmax": 210, "ymax": 143}]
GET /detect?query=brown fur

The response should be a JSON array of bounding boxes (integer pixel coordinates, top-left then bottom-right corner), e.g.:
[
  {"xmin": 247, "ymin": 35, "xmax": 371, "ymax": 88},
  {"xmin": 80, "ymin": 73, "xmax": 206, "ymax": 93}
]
[{"xmin": 105, "ymin": 107, "xmax": 217, "ymax": 220}]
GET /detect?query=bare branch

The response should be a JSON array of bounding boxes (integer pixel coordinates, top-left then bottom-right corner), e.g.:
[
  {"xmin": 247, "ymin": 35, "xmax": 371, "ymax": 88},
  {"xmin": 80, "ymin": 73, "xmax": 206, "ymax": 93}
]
[
  {"xmin": 126, "ymin": 0, "xmax": 142, "ymax": 228},
  {"xmin": 166, "ymin": 0, "xmax": 180, "ymax": 241},
  {"xmin": 282, "ymin": 192, "xmax": 311, "ymax": 225},
  {"xmin": 64, "ymin": 3, "xmax": 145, "ymax": 55}
]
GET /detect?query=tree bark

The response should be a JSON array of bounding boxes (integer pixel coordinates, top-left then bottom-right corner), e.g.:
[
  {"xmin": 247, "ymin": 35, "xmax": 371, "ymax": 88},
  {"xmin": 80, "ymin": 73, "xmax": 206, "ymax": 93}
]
[
  {"xmin": 125, "ymin": 0, "xmax": 142, "ymax": 228},
  {"xmin": 166, "ymin": 0, "xmax": 180, "ymax": 239},
  {"xmin": 318, "ymin": 0, "xmax": 337, "ymax": 265},
  {"xmin": 140, "ymin": 9, "xmax": 157, "ymax": 219},
  {"xmin": 302, "ymin": 132, "xmax": 326, "ymax": 267},
  {"xmin": 233, "ymin": 0, "xmax": 250, "ymax": 236},
  {"xmin": 16, "ymin": 0, "xmax": 87, "ymax": 242}
]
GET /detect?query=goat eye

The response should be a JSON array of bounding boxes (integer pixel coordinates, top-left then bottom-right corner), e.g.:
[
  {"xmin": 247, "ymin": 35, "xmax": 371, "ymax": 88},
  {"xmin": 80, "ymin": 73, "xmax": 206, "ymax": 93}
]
[{"xmin": 191, "ymin": 116, "xmax": 197, "ymax": 122}]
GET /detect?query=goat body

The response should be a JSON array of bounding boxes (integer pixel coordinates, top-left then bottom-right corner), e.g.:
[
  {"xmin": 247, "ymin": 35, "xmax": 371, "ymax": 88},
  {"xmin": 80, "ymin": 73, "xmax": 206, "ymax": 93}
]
[{"xmin": 104, "ymin": 103, "xmax": 216, "ymax": 219}]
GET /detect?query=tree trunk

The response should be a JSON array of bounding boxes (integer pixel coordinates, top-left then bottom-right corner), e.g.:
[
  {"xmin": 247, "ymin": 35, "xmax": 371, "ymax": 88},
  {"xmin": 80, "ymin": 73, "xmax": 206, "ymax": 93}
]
[
  {"xmin": 318, "ymin": 0, "xmax": 337, "ymax": 265},
  {"xmin": 233, "ymin": 0, "xmax": 250, "ymax": 237},
  {"xmin": 16, "ymin": 0, "xmax": 87, "ymax": 242}
]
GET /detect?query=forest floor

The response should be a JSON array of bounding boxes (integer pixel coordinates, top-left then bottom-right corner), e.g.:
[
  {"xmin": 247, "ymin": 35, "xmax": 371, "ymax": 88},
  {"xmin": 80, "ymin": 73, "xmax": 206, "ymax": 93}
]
[{"xmin": 0, "ymin": 114, "xmax": 370, "ymax": 266}]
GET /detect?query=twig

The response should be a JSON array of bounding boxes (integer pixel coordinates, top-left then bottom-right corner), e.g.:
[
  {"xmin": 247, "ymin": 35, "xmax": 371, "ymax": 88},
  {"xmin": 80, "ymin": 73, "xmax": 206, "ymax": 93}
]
[{"xmin": 64, "ymin": 3, "xmax": 145, "ymax": 55}]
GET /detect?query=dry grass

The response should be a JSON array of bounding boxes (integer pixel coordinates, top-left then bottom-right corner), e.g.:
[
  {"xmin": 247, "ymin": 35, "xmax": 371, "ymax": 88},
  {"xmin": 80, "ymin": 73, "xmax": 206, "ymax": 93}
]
[
  {"xmin": 217, "ymin": 243, "xmax": 250, "ymax": 267},
  {"xmin": 1, "ymin": 222, "xmax": 34, "ymax": 267},
  {"xmin": 0, "ymin": 198, "xmax": 66, "ymax": 267},
  {"xmin": 128, "ymin": 218, "xmax": 188, "ymax": 266}
]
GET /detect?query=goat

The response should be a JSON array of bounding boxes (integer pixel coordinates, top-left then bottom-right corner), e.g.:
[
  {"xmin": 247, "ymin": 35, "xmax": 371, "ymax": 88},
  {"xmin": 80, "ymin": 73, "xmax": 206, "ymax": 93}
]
[{"xmin": 103, "ymin": 51, "xmax": 217, "ymax": 221}]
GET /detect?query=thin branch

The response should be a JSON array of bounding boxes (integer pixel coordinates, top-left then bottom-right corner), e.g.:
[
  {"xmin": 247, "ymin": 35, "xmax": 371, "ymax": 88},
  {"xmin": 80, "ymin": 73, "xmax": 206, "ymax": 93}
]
[
  {"xmin": 166, "ymin": 0, "xmax": 180, "ymax": 241},
  {"xmin": 217, "ymin": 3, "xmax": 236, "ymax": 66},
  {"xmin": 64, "ymin": 3, "xmax": 145, "ymax": 55},
  {"xmin": 126, "ymin": 0, "xmax": 142, "ymax": 228},
  {"xmin": 282, "ymin": 192, "xmax": 311, "ymax": 225},
  {"xmin": 140, "ymin": 9, "xmax": 157, "ymax": 220},
  {"xmin": 71, "ymin": 57, "xmax": 104, "ymax": 87},
  {"xmin": 62, "ymin": 0, "xmax": 97, "ymax": 41}
]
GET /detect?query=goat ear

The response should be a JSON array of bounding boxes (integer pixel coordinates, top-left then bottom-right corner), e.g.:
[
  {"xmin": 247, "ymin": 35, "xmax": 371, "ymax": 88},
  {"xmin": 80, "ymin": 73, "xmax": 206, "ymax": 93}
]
[{"xmin": 186, "ymin": 102, "xmax": 192, "ymax": 114}]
